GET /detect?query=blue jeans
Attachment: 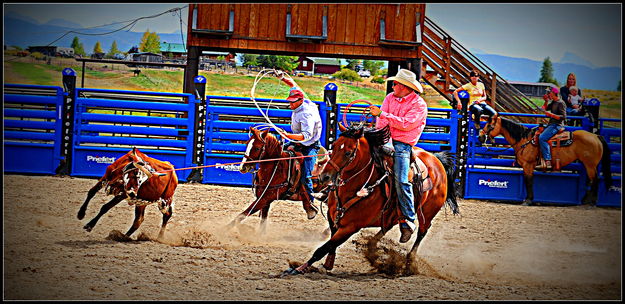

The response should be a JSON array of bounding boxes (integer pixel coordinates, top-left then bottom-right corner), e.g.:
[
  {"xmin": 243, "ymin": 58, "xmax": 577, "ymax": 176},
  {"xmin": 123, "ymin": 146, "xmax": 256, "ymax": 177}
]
[
  {"xmin": 392, "ymin": 140, "xmax": 415, "ymax": 224},
  {"xmin": 566, "ymin": 107, "xmax": 581, "ymax": 116},
  {"xmin": 538, "ymin": 124, "xmax": 561, "ymax": 160},
  {"xmin": 285, "ymin": 142, "xmax": 319, "ymax": 200},
  {"xmin": 469, "ymin": 102, "xmax": 497, "ymax": 127}
]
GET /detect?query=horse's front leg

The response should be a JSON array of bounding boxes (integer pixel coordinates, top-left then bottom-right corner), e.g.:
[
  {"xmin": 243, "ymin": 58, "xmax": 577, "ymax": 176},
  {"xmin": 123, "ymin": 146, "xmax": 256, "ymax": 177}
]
[
  {"xmin": 289, "ymin": 225, "xmax": 358, "ymax": 274},
  {"xmin": 227, "ymin": 195, "xmax": 272, "ymax": 230},
  {"xmin": 322, "ymin": 223, "xmax": 339, "ymax": 270},
  {"xmin": 259, "ymin": 204, "xmax": 272, "ymax": 235},
  {"xmin": 83, "ymin": 195, "xmax": 125, "ymax": 232}
]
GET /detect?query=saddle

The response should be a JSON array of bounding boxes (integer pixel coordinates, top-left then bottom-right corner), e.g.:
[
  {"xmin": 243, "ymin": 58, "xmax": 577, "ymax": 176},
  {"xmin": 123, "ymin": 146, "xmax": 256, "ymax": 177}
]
[
  {"xmin": 280, "ymin": 149, "xmax": 302, "ymax": 199},
  {"xmin": 531, "ymin": 124, "xmax": 574, "ymax": 148},
  {"xmin": 531, "ymin": 124, "xmax": 574, "ymax": 172},
  {"xmin": 379, "ymin": 145, "xmax": 432, "ymax": 194}
]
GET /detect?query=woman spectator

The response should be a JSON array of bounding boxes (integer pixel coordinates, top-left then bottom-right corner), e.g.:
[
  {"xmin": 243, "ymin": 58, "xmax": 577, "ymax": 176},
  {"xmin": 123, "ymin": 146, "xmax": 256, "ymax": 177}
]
[{"xmin": 560, "ymin": 73, "xmax": 583, "ymax": 115}]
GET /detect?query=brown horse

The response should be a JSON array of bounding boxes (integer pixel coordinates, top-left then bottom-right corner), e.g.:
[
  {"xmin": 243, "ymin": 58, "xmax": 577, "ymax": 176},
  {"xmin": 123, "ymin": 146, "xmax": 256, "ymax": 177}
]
[
  {"xmin": 286, "ymin": 124, "xmax": 459, "ymax": 275},
  {"xmin": 478, "ymin": 114, "xmax": 612, "ymax": 206},
  {"xmin": 228, "ymin": 127, "xmax": 327, "ymax": 233}
]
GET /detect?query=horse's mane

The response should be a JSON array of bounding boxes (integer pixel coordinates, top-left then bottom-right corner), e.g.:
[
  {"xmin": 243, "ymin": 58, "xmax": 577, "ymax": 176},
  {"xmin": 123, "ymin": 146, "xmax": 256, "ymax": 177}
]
[
  {"xmin": 261, "ymin": 132, "xmax": 283, "ymax": 156},
  {"xmin": 500, "ymin": 117, "xmax": 536, "ymax": 142},
  {"xmin": 340, "ymin": 124, "xmax": 390, "ymax": 170}
]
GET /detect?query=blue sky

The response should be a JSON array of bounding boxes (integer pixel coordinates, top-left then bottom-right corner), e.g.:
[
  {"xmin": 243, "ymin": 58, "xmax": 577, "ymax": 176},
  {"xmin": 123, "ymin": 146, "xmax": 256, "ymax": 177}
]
[{"xmin": 4, "ymin": 3, "xmax": 621, "ymax": 68}]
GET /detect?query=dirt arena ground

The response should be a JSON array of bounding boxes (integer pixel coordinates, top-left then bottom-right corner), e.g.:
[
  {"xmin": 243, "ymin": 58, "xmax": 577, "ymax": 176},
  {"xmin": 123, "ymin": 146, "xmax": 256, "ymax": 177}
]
[{"xmin": 3, "ymin": 174, "xmax": 621, "ymax": 300}]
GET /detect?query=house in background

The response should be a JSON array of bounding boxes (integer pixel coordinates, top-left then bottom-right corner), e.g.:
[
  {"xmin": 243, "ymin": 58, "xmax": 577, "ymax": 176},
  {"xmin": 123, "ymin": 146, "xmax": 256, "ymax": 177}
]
[
  {"xmin": 160, "ymin": 42, "xmax": 187, "ymax": 60},
  {"xmin": 295, "ymin": 56, "xmax": 342, "ymax": 75},
  {"xmin": 27, "ymin": 45, "xmax": 74, "ymax": 57},
  {"xmin": 508, "ymin": 81, "xmax": 558, "ymax": 97}
]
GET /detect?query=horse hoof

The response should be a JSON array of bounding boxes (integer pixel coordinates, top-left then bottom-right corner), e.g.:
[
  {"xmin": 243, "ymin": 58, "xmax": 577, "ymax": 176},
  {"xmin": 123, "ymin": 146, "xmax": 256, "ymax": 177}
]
[
  {"xmin": 83, "ymin": 224, "xmax": 93, "ymax": 232},
  {"xmin": 306, "ymin": 208, "xmax": 318, "ymax": 220},
  {"xmin": 77, "ymin": 212, "xmax": 85, "ymax": 220}
]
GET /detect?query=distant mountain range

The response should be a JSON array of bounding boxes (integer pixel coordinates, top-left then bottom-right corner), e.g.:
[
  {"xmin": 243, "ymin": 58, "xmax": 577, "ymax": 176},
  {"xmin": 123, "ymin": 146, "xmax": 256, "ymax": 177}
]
[
  {"xmin": 4, "ymin": 15, "xmax": 621, "ymax": 91},
  {"xmin": 473, "ymin": 53, "xmax": 620, "ymax": 91}
]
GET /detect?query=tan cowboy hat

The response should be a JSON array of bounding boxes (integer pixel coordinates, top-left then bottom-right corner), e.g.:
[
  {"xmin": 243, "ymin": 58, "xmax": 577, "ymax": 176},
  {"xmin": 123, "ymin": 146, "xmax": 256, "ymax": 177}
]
[{"xmin": 387, "ymin": 69, "xmax": 423, "ymax": 93}]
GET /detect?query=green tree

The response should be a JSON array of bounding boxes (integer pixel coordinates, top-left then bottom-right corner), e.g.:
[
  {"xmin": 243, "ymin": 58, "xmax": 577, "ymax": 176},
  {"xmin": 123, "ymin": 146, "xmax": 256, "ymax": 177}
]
[
  {"xmin": 363, "ymin": 60, "xmax": 384, "ymax": 75},
  {"xmin": 139, "ymin": 30, "xmax": 161, "ymax": 53},
  {"xmin": 538, "ymin": 57, "xmax": 559, "ymax": 86},
  {"xmin": 71, "ymin": 36, "xmax": 86, "ymax": 56},
  {"xmin": 332, "ymin": 68, "xmax": 363, "ymax": 82},
  {"xmin": 93, "ymin": 41, "xmax": 103, "ymax": 54},
  {"xmin": 344, "ymin": 59, "xmax": 359, "ymax": 70},
  {"xmin": 257, "ymin": 55, "xmax": 299, "ymax": 72},
  {"xmin": 241, "ymin": 54, "xmax": 259, "ymax": 67},
  {"xmin": 106, "ymin": 40, "xmax": 121, "ymax": 58}
]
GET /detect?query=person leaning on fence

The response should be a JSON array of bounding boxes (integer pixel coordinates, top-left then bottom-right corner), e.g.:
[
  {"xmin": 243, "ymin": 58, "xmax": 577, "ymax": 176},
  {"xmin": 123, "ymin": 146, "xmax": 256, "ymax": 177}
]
[
  {"xmin": 536, "ymin": 87, "xmax": 567, "ymax": 171},
  {"xmin": 560, "ymin": 72, "xmax": 583, "ymax": 113},
  {"xmin": 273, "ymin": 71, "xmax": 323, "ymax": 219},
  {"xmin": 452, "ymin": 70, "xmax": 497, "ymax": 130},
  {"xmin": 368, "ymin": 69, "xmax": 427, "ymax": 243}
]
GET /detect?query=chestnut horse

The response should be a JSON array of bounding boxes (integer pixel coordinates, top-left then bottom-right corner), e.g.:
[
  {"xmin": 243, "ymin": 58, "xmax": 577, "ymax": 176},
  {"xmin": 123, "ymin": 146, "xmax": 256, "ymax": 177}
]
[
  {"xmin": 228, "ymin": 127, "xmax": 328, "ymax": 233},
  {"xmin": 287, "ymin": 124, "xmax": 459, "ymax": 275},
  {"xmin": 478, "ymin": 114, "xmax": 612, "ymax": 206}
]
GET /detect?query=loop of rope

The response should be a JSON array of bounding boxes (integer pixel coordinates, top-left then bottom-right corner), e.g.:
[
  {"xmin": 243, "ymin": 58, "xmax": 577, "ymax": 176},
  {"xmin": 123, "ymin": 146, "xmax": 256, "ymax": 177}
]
[
  {"xmin": 250, "ymin": 68, "xmax": 309, "ymax": 144},
  {"xmin": 342, "ymin": 99, "xmax": 374, "ymax": 127}
]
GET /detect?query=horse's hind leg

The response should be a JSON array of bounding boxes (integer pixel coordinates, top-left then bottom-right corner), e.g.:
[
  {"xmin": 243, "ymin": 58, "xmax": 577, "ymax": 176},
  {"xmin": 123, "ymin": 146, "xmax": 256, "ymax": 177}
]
[
  {"xmin": 582, "ymin": 166, "xmax": 599, "ymax": 205},
  {"xmin": 83, "ymin": 195, "xmax": 124, "ymax": 232},
  {"xmin": 77, "ymin": 180, "xmax": 104, "ymax": 220},
  {"xmin": 125, "ymin": 205, "xmax": 147, "ymax": 237},
  {"xmin": 405, "ymin": 226, "xmax": 429, "ymax": 276}
]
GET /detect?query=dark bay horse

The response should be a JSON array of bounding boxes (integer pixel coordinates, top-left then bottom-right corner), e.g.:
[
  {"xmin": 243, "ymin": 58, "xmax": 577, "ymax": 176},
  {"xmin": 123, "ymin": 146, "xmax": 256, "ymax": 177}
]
[
  {"xmin": 229, "ymin": 127, "xmax": 328, "ymax": 233},
  {"xmin": 287, "ymin": 124, "xmax": 459, "ymax": 275},
  {"xmin": 478, "ymin": 114, "xmax": 612, "ymax": 206}
]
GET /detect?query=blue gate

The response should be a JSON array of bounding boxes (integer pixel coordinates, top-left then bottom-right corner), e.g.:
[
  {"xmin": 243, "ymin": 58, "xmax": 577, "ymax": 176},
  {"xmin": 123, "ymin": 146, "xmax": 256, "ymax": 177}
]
[
  {"xmin": 465, "ymin": 113, "xmax": 621, "ymax": 206},
  {"xmin": 202, "ymin": 96, "xmax": 330, "ymax": 186},
  {"xmin": 337, "ymin": 103, "xmax": 459, "ymax": 152},
  {"xmin": 3, "ymin": 84, "xmax": 65, "ymax": 174},
  {"xmin": 70, "ymin": 88, "xmax": 198, "ymax": 182}
]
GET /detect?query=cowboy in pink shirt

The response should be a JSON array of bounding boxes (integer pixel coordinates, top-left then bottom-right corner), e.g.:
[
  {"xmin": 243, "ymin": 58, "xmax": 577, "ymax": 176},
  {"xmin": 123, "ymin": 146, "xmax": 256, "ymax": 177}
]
[{"xmin": 369, "ymin": 69, "xmax": 427, "ymax": 243}]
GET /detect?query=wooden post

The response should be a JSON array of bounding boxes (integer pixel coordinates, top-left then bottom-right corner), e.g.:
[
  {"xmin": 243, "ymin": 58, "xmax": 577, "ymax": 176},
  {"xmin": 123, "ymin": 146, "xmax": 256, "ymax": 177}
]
[
  {"xmin": 183, "ymin": 46, "xmax": 201, "ymax": 95},
  {"xmin": 491, "ymin": 73, "xmax": 497, "ymax": 109},
  {"xmin": 387, "ymin": 61, "xmax": 400, "ymax": 94}
]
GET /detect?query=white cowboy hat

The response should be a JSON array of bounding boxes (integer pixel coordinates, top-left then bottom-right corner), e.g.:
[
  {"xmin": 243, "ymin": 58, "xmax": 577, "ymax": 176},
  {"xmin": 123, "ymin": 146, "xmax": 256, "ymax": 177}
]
[{"xmin": 387, "ymin": 69, "xmax": 423, "ymax": 93}]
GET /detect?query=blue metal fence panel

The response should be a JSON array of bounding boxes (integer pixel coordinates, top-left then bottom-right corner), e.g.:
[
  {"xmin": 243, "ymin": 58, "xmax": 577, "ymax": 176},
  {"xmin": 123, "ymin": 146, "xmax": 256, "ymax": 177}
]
[
  {"xmin": 70, "ymin": 88, "xmax": 197, "ymax": 181},
  {"xmin": 335, "ymin": 104, "xmax": 458, "ymax": 153},
  {"xmin": 3, "ymin": 84, "xmax": 64, "ymax": 174},
  {"xmin": 202, "ymin": 95, "xmax": 328, "ymax": 186},
  {"xmin": 466, "ymin": 112, "xmax": 621, "ymax": 206}
]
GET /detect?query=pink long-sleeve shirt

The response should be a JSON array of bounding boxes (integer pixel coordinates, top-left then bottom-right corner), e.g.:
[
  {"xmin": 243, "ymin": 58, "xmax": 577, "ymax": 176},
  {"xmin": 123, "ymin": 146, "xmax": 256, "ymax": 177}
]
[{"xmin": 375, "ymin": 91, "xmax": 428, "ymax": 146}]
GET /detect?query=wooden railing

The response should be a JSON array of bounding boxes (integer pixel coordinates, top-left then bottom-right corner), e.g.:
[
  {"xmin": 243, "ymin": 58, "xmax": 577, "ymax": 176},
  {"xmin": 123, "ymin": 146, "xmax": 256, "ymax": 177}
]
[{"xmin": 420, "ymin": 16, "xmax": 542, "ymax": 120}]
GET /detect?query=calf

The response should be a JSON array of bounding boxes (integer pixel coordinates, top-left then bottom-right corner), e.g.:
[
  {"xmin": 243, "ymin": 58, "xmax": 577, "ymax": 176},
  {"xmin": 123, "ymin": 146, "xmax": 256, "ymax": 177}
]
[{"xmin": 77, "ymin": 147, "xmax": 178, "ymax": 239}]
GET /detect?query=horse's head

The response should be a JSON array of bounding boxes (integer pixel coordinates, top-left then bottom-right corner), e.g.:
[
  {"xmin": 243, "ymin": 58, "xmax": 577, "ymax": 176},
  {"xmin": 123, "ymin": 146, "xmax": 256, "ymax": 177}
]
[
  {"xmin": 240, "ymin": 127, "xmax": 269, "ymax": 173},
  {"xmin": 311, "ymin": 146, "xmax": 330, "ymax": 191},
  {"xmin": 122, "ymin": 148, "xmax": 153, "ymax": 199},
  {"xmin": 478, "ymin": 114, "xmax": 501, "ymax": 144},
  {"xmin": 319, "ymin": 123, "xmax": 365, "ymax": 185}
]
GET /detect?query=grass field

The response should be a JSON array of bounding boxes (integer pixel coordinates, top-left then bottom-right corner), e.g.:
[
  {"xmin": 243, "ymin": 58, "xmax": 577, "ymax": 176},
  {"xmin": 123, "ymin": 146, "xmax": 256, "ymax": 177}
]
[{"xmin": 3, "ymin": 55, "xmax": 621, "ymax": 119}]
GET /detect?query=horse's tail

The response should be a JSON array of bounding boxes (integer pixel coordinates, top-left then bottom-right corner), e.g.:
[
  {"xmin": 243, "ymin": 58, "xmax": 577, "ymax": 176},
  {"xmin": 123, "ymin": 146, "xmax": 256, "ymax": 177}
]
[
  {"xmin": 434, "ymin": 151, "xmax": 460, "ymax": 215},
  {"xmin": 598, "ymin": 135, "xmax": 613, "ymax": 189}
]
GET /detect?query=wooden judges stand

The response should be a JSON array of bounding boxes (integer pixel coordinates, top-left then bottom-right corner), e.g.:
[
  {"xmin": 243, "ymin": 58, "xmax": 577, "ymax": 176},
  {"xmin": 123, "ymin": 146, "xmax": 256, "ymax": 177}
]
[{"xmin": 183, "ymin": 3, "xmax": 540, "ymax": 117}]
